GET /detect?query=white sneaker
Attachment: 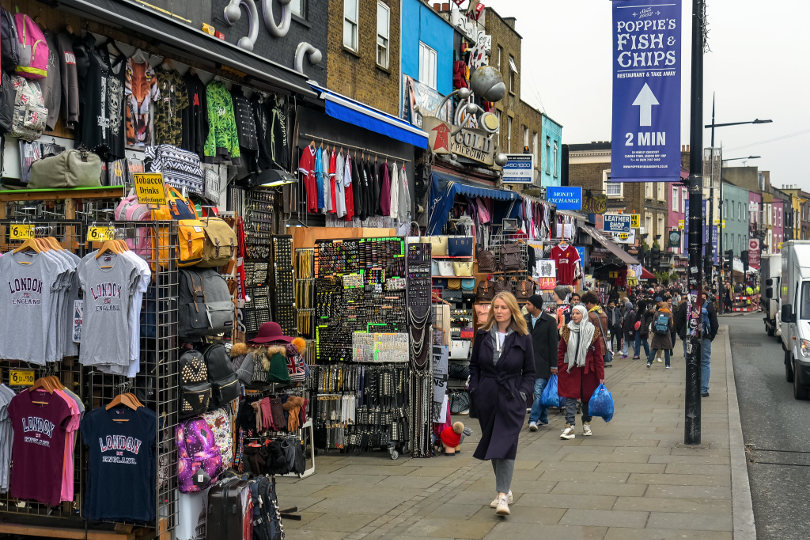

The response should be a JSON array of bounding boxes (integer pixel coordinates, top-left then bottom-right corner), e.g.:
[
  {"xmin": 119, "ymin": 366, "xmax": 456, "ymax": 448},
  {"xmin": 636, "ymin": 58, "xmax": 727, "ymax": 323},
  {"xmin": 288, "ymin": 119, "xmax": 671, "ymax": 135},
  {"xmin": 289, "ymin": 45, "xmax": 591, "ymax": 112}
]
[
  {"xmin": 583, "ymin": 423, "xmax": 592, "ymax": 436},
  {"xmin": 560, "ymin": 424, "xmax": 576, "ymax": 440},
  {"xmin": 495, "ymin": 493, "xmax": 511, "ymax": 516},
  {"xmin": 490, "ymin": 490, "xmax": 513, "ymax": 508},
  {"xmin": 529, "ymin": 421, "xmax": 538, "ymax": 432}
]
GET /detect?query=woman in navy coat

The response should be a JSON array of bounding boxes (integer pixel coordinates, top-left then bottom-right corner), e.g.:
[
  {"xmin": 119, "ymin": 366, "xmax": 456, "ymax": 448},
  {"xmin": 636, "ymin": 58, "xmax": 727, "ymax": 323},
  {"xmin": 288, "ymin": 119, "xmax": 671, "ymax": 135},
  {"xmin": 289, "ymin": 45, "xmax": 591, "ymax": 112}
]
[{"xmin": 469, "ymin": 291, "xmax": 536, "ymax": 516}]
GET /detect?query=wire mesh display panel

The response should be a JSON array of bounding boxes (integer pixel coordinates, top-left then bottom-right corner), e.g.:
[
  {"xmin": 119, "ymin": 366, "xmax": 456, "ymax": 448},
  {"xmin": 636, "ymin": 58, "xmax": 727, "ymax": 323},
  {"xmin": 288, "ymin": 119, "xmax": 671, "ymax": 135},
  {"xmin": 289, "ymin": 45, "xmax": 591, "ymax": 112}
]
[{"xmin": 0, "ymin": 220, "xmax": 179, "ymax": 535}]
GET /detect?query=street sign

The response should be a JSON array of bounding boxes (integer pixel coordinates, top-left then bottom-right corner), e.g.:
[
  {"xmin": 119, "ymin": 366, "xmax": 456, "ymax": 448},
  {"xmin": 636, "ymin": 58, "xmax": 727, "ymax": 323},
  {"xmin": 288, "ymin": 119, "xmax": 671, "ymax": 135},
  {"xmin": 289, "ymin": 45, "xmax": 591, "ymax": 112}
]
[
  {"xmin": 546, "ymin": 187, "xmax": 582, "ymax": 211},
  {"xmin": 602, "ymin": 213, "xmax": 632, "ymax": 233},
  {"xmin": 611, "ymin": 230, "xmax": 636, "ymax": 244},
  {"xmin": 502, "ymin": 154, "xmax": 535, "ymax": 183},
  {"xmin": 668, "ymin": 230, "xmax": 681, "ymax": 248},
  {"xmin": 611, "ymin": 0, "xmax": 682, "ymax": 183},
  {"xmin": 749, "ymin": 238, "xmax": 760, "ymax": 269},
  {"xmin": 678, "ymin": 219, "xmax": 684, "ymax": 230},
  {"xmin": 630, "ymin": 213, "xmax": 640, "ymax": 228}
]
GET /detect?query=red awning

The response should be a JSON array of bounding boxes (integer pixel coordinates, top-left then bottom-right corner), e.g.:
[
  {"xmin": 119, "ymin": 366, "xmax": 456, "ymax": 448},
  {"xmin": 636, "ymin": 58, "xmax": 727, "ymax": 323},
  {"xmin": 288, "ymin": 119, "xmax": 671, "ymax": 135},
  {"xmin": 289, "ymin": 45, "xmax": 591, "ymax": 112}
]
[{"xmin": 640, "ymin": 267, "xmax": 656, "ymax": 280}]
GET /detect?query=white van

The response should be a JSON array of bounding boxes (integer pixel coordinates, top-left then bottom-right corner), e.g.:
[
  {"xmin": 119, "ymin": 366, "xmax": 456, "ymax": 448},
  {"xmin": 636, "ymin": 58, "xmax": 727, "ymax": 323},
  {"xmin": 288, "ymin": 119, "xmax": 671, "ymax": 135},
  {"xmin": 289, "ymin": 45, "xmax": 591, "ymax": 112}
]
[
  {"xmin": 762, "ymin": 253, "xmax": 781, "ymax": 337},
  {"xmin": 779, "ymin": 241, "xmax": 810, "ymax": 399}
]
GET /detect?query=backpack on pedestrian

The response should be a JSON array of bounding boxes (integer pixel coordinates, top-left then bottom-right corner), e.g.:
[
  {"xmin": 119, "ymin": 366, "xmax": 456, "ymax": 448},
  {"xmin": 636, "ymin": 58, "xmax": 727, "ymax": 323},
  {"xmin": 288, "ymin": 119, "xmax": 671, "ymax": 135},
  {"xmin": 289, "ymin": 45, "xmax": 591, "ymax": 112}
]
[{"xmin": 654, "ymin": 311, "xmax": 669, "ymax": 335}]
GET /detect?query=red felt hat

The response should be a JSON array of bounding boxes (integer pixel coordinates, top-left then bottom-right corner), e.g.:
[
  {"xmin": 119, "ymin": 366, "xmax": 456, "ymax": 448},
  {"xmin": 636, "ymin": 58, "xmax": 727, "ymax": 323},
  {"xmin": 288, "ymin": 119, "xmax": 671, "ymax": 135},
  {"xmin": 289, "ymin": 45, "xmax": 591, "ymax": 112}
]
[{"xmin": 249, "ymin": 322, "xmax": 293, "ymax": 344}]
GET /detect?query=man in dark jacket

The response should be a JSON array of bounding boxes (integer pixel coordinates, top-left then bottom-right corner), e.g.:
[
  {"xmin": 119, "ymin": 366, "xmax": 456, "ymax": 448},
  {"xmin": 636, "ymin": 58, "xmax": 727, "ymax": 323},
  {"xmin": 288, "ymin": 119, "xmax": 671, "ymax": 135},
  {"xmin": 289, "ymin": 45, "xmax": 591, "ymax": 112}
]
[
  {"xmin": 582, "ymin": 292, "xmax": 611, "ymax": 366},
  {"xmin": 525, "ymin": 295, "xmax": 559, "ymax": 431},
  {"xmin": 606, "ymin": 300, "xmax": 623, "ymax": 354},
  {"xmin": 700, "ymin": 291, "xmax": 720, "ymax": 397},
  {"xmin": 674, "ymin": 298, "xmax": 689, "ymax": 359}
]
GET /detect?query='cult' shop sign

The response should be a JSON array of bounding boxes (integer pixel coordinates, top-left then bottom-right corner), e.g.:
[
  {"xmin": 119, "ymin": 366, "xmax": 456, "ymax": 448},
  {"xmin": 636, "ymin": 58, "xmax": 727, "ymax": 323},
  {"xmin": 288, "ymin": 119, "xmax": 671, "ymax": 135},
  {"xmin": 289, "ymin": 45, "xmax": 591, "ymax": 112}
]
[{"xmin": 423, "ymin": 117, "xmax": 495, "ymax": 166}]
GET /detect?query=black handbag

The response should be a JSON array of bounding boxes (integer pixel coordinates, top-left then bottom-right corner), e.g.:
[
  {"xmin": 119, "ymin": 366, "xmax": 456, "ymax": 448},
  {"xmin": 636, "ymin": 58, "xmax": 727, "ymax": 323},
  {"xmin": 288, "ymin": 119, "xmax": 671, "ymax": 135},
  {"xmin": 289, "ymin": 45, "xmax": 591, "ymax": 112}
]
[
  {"xmin": 442, "ymin": 289, "xmax": 463, "ymax": 303},
  {"xmin": 449, "ymin": 391, "xmax": 471, "ymax": 414}
]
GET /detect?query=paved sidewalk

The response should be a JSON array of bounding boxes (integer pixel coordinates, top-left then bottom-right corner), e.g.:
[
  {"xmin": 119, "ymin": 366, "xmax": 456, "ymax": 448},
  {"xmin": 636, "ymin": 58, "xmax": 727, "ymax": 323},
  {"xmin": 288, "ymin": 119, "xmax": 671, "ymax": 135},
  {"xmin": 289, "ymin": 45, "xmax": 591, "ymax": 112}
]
[{"xmin": 277, "ymin": 326, "xmax": 754, "ymax": 539}]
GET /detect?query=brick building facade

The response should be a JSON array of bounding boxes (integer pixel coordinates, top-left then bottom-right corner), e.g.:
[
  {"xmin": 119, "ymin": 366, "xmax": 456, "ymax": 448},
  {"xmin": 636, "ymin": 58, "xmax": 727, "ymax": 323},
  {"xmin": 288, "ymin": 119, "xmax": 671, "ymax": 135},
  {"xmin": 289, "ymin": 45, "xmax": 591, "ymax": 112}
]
[{"xmin": 327, "ymin": 0, "xmax": 401, "ymax": 116}]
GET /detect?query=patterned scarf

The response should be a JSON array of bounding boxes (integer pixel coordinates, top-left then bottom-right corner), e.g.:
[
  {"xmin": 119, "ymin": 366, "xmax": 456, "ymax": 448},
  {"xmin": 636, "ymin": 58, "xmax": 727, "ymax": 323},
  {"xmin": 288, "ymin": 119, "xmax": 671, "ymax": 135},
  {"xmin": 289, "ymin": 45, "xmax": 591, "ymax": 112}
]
[{"xmin": 566, "ymin": 305, "xmax": 595, "ymax": 369}]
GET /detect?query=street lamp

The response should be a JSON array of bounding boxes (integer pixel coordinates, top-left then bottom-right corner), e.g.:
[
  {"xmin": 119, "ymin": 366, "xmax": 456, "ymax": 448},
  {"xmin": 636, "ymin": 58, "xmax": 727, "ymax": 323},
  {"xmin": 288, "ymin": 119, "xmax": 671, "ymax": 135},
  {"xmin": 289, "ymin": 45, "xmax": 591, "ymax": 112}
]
[{"xmin": 704, "ymin": 93, "xmax": 772, "ymax": 310}]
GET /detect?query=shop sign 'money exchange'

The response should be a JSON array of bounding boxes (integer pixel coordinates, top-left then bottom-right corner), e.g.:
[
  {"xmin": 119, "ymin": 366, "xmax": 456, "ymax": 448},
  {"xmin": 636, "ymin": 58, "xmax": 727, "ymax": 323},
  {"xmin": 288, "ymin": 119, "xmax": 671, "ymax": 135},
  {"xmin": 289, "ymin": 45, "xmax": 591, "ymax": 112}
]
[{"xmin": 422, "ymin": 117, "xmax": 495, "ymax": 166}]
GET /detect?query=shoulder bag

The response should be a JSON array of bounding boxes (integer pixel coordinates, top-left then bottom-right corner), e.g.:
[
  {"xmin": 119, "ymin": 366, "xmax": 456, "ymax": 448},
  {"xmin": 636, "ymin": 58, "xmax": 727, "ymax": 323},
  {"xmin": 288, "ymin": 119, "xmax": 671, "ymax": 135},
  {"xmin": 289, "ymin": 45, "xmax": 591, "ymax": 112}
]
[
  {"xmin": 476, "ymin": 279, "xmax": 494, "ymax": 303},
  {"xmin": 593, "ymin": 310, "xmax": 613, "ymax": 365}
]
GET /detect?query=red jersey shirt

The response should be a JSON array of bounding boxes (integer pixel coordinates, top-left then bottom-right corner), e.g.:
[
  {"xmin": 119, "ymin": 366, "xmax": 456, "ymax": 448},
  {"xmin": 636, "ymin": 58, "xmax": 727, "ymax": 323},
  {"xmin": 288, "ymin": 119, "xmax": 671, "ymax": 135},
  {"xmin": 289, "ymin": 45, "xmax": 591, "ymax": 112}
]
[
  {"xmin": 550, "ymin": 244, "xmax": 580, "ymax": 286},
  {"xmin": 298, "ymin": 146, "xmax": 317, "ymax": 213}
]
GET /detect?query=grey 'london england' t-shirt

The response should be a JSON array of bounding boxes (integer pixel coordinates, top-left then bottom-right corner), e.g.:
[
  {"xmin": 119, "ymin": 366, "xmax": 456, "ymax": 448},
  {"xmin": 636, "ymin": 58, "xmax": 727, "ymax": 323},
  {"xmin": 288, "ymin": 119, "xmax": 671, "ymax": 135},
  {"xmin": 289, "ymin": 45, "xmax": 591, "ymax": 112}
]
[{"xmin": 78, "ymin": 251, "xmax": 139, "ymax": 367}]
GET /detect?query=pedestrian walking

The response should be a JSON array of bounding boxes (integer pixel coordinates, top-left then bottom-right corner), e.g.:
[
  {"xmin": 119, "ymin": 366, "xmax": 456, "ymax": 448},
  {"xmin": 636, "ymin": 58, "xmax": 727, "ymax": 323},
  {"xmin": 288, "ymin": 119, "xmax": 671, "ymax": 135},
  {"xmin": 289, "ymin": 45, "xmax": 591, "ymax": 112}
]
[
  {"xmin": 565, "ymin": 292, "xmax": 581, "ymax": 324},
  {"xmin": 469, "ymin": 291, "xmax": 535, "ymax": 516},
  {"xmin": 557, "ymin": 304, "xmax": 605, "ymax": 440},
  {"xmin": 665, "ymin": 295, "xmax": 676, "ymax": 356},
  {"xmin": 552, "ymin": 285, "xmax": 572, "ymax": 333},
  {"xmin": 524, "ymin": 294, "xmax": 559, "ymax": 431},
  {"xmin": 700, "ymin": 291, "xmax": 719, "ymax": 397},
  {"xmin": 649, "ymin": 301, "xmax": 674, "ymax": 368},
  {"xmin": 606, "ymin": 299, "xmax": 623, "ymax": 354},
  {"xmin": 633, "ymin": 300, "xmax": 653, "ymax": 361},
  {"xmin": 674, "ymin": 296, "xmax": 689, "ymax": 359},
  {"xmin": 621, "ymin": 299, "xmax": 636, "ymax": 358}
]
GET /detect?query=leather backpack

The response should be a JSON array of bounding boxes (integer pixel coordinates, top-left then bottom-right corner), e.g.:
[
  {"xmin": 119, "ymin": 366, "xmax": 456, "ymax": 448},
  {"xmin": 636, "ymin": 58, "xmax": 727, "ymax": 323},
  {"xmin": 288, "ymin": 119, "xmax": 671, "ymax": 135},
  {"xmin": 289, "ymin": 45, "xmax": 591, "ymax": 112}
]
[
  {"xmin": 178, "ymin": 269, "xmax": 234, "ymax": 338},
  {"xmin": 514, "ymin": 278, "xmax": 535, "ymax": 300},
  {"xmin": 477, "ymin": 248, "xmax": 497, "ymax": 273},
  {"xmin": 493, "ymin": 276, "xmax": 510, "ymax": 294},
  {"xmin": 476, "ymin": 279, "xmax": 495, "ymax": 303},
  {"xmin": 178, "ymin": 350, "xmax": 212, "ymax": 419},
  {"xmin": 500, "ymin": 244, "xmax": 522, "ymax": 271},
  {"xmin": 203, "ymin": 342, "xmax": 241, "ymax": 407}
]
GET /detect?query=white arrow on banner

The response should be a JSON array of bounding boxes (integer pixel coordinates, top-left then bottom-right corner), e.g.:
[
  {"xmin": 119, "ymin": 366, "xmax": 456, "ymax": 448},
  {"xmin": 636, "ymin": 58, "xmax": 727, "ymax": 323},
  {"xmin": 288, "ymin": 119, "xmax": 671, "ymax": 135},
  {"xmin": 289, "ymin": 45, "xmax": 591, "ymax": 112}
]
[{"xmin": 632, "ymin": 83, "xmax": 659, "ymax": 127}]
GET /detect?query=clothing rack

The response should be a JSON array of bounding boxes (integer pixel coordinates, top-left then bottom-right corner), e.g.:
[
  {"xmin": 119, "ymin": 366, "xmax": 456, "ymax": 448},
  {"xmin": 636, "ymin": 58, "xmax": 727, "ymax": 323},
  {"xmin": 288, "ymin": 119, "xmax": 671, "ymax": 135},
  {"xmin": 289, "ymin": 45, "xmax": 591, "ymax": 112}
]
[{"xmin": 299, "ymin": 133, "xmax": 412, "ymax": 164}]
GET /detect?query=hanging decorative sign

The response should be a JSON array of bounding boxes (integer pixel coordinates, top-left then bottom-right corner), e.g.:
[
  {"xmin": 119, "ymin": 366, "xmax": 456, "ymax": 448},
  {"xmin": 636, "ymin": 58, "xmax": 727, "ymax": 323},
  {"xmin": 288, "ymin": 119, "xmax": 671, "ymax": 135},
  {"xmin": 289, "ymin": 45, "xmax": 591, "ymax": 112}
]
[
  {"xmin": 546, "ymin": 187, "xmax": 582, "ymax": 211},
  {"xmin": 611, "ymin": 0, "xmax": 682, "ymax": 182},
  {"xmin": 582, "ymin": 193, "xmax": 607, "ymax": 214},
  {"xmin": 502, "ymin": 154, "xmax": 535, "ymax": 183},
  {"xmin": 423, "ymin": 116, "xmax": 496, "ymax": 166},
  {"xmin": 133, "ymin": 173, "xmax": 168, "ymax": 205}
]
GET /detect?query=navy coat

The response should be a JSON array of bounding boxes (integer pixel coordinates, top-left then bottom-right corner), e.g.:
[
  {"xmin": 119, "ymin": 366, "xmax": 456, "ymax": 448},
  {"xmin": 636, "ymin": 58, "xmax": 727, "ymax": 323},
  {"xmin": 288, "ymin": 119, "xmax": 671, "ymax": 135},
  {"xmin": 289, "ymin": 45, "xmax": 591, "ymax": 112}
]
[{"xmin": 469, "ymin": 329, "xmax": 536, "ymax": 461}]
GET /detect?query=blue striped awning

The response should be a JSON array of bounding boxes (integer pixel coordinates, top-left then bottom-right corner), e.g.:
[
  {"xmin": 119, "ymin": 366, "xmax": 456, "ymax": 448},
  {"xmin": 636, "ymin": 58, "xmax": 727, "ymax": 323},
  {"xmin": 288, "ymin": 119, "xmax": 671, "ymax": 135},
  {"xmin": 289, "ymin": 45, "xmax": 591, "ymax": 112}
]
[{"xmin": 310, "ymin": 83, "xmax": 428, "ymax": 148}]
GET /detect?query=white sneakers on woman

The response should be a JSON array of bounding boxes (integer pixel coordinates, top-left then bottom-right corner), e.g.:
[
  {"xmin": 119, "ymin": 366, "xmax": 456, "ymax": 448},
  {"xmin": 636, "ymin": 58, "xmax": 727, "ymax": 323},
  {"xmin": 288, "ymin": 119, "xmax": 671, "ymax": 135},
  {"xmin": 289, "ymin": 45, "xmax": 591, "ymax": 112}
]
[
  {"xmin": 560, "ymin": 424, "xmax": 576, "ymax": 440},
  {"xmin": 490, "ymin": 490, "xmax": 513, "ymax": 513}
]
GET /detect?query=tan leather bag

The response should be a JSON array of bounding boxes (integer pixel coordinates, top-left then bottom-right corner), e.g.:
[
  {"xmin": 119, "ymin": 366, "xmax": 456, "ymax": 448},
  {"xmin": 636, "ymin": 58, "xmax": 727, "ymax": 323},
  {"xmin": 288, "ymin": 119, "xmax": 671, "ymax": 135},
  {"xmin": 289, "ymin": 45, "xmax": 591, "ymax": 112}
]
[{"xmin": 198, "ymin": 217, "xmax": 237, "ymax": 268}]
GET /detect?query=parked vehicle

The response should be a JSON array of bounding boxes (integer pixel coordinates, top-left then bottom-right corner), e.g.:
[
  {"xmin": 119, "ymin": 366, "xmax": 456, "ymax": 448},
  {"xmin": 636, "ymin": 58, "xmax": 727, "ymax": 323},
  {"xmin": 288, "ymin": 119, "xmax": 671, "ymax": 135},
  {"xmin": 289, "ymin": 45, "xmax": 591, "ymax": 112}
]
[
  {"xmin": 762, "ymin": 253, "xmax": 782, "ymax": 337},
  {"xmin": 779, "ymin": 241, "xmax": 810, "ymax": 399}
]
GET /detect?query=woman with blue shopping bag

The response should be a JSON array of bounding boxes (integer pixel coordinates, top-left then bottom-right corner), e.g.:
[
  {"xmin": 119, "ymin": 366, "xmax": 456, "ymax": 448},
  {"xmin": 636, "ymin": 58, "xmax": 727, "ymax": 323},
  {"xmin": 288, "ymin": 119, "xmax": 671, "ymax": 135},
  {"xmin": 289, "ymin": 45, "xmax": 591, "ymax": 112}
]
[{"xmin": 557, "ymin": 304, "xmax": 605, "ymax": 440}]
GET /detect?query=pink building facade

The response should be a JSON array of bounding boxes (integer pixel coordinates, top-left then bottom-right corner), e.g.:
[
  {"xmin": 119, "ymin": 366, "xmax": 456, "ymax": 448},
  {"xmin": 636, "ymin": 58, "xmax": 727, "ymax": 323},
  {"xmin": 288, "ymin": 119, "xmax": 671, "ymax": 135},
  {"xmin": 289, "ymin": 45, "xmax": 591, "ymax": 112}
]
[
  {"xmin": 667, "ymin": 183, "xmax": 688, "ymax": 255},
  {"xmin": 772, "ymin": 199, "xmax": 784, "ymax": 252}
]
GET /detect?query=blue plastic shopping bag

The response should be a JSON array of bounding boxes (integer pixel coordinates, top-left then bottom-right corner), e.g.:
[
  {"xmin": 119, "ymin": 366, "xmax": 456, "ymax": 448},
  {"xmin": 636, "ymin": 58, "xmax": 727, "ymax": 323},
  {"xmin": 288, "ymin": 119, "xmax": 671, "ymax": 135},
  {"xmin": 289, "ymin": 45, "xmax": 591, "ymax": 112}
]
[
  {"xmin": 539, "ymin": 374, "xmax": 561, "ymax": 408},
  {"xmin": 588, "ymin": 383, "xmax": 614, "ymax": 422}
]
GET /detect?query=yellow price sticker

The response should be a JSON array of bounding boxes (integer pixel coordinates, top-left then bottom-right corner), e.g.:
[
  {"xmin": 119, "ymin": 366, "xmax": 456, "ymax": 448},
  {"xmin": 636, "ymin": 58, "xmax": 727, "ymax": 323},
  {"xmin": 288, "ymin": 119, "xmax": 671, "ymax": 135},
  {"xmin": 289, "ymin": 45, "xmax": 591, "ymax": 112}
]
[
  {"xmin": 87, "ymin": 226, "xmax": 116, "ymax": 242},
  {"xmin": 10, "ymin": 224, "xmax": 34, "ymax": 240},
  {"xmin": 9, "ymin": 369, "xmax": 35, "ymax": 387}
]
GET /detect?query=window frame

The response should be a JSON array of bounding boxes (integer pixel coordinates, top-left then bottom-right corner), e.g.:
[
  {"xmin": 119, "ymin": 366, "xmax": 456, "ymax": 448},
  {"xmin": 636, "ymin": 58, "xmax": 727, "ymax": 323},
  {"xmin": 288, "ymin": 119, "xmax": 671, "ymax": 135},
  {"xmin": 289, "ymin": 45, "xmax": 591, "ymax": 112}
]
[
  {"xmin": 376, "ymin": 1, "xmax": 390, "ymax": 69},
  {"xmin": 418, "ymin": 42, "xmax": 437, "ymax": 89},
  {"xmin": 290, "ymin": 0, "xmax": 306, "ymax": 19},
  {"xmin": 553, "ymin": 141, "xmax": 558, "ymax": 178},
  {"xmin": 645, "ymin": 182, "xmax": 653, "ymax": 199},
  {"xmin": 603, "ymin": 169, "xmax": 622, "ymax": 198},
  {"xmin": 671, "ymin": 185, "xmax": 679, "ymax": 211},
  {"xmin": 507, "ymin": 116, "xmax": 513, "ymax": 153},
  {"xmin": 343, "ymin": 0, "xmax": 359, "ymax": 51}
]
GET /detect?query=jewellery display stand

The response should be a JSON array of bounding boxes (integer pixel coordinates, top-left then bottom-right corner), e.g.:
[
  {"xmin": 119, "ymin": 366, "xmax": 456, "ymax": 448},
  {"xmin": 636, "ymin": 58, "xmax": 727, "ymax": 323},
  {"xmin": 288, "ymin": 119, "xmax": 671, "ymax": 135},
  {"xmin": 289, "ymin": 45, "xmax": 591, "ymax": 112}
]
[
  {"xmin": 242, "ymin": 191, "xmax": 275, "ymax": 340},
  {"xmin": 295, "ymin": 248, "xmax": 315, "ymax": 338},
  {"xmin": 0, "ymin": 219, "xmax": 180, "ymax": 540},
  {"xmin": 407, "ymin": 241, "xmax": 434, "ymax": 457},
  {"xmin": 271, "ymin": 235, "xmax": 296, "ymax": 336}
]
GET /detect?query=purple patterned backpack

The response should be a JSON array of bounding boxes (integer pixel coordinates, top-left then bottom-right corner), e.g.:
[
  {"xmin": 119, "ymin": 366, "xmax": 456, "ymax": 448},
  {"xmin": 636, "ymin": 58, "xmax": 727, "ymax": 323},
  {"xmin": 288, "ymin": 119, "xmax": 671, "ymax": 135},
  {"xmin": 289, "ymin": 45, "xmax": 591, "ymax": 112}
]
[{"xmin": 176, "ymin": 417, "xmax": 225, "ymax": 493}]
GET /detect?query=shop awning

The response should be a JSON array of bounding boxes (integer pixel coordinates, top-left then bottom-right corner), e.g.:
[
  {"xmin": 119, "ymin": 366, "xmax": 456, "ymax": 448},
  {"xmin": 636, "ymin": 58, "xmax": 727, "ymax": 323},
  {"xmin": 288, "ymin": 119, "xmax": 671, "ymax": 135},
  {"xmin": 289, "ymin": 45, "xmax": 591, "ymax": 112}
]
[
  {"xmin": 310, "ymin": 84, "xmax": 429, "ymax": 148},
  {"xmin": 428, "ymin": 171, "xmax": 521, "ymax": 235},
  {"xmin": 580, "ymin": 225, "xmax": 640, "ymax": 265},
  {"xmin": 640, "ymin": 267, "xmax": 656, "ymax": 280},
  {"xmin": 59, "ymin": 0, "xmax": 316, "ymax": 97}
]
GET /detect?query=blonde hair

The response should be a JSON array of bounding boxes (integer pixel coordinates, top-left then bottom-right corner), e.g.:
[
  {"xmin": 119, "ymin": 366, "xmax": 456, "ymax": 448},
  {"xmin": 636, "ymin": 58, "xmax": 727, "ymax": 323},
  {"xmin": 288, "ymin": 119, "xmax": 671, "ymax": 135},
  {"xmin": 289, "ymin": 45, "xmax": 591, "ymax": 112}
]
[{"xmin": 482, "ymin": 291, "xmax": 529, "ymax": 335}]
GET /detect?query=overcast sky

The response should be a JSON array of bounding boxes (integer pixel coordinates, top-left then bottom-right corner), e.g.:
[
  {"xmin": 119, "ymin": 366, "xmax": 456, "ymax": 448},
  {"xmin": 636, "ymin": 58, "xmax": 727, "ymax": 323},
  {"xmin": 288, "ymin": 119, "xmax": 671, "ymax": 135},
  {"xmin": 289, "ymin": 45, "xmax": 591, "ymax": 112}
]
[{"xmin": 485, "ymin": 0, "xmax": 810, "ymax": 189}]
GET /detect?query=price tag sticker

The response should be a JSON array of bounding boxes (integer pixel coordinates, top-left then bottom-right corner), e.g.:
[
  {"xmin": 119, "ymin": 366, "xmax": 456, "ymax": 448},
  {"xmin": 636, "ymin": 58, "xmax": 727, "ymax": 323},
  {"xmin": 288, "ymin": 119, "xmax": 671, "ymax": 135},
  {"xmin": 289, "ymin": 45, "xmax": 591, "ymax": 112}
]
[
  {"xmin": 10, "ymin": 224, "xmax": 34, "ymax": 240},
  {"xmin": 87, "ymin": 226, "xmax": 116, "ymax": 242},
  {"xmin": 9, "ymin": 369, "xmax": 35, "ymax": 387}
]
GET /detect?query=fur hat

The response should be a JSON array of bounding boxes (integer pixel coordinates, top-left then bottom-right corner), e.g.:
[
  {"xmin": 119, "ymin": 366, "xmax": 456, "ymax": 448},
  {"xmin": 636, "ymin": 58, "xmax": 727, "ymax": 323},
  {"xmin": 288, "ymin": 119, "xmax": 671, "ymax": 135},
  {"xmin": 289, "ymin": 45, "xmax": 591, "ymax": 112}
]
[
  {"xmin": 452, "ymin": 421, "xmax": 464, "ymax": 435},
  {"xmin": 292, "ymin": 337, "xmax": 307, "ymax": 355},
  {"xmin": 282, "ymin": 395, "xmax": 305, "ymax": 411}
]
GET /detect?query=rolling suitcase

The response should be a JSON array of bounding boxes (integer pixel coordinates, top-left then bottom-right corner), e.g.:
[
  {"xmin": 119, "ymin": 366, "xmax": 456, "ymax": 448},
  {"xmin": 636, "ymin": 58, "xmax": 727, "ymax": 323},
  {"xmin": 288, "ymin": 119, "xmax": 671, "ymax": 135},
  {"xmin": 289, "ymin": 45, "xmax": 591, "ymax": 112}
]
[{"xmin": 206, "ymin": 476, "xmax": 250, "ymax": 540}]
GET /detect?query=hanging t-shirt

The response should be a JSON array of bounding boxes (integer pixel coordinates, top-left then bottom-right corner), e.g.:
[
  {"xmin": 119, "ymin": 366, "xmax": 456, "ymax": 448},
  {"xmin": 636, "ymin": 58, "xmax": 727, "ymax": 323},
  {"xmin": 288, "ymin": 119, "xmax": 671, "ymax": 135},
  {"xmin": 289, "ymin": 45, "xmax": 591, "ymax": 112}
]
[
  {"xmin": 0, "ymin": 384, "xmax": 16, "ymax": 493},
  {"xmin": 334, "ymin": 152, "xmax": 346, "ymax": 218},
  {"xmin": 298, "ymin": 146, "xmax": 317, "ymax": 214},
  {"xmin": 0, "ymin": 250, "xmax": 66, "ymax": 364},
  {"xmin": 80, "ymin": 405, "xmax": 156, "ymax": 522},
  {"xmin": 550, "ymin": 244, "xmax": 580, "ymax": 286},
  {"xmin": 153, "ymin": 69, "xmax": 189, "ymax": 148},
  {"xmin": 78, "ymin": 251, "xmax": 140, "ymax": 367},
  {"xmin": 344, "ymin": 155, "xmax": 355, "ymax": 221},
  {"xmin": 270, "ymin": 95, "xmax": 290, "ymax": 170},
  {"xmin": 7, "ymin": 389, "xmax": 72, "ymax": 506},
  {"xmin": 315, "ymin": 148, "xmax": 325, "ymax": 212},
  {"xmin": 125, "ymin": 56, "xmax": 159, "ymax": 146}
]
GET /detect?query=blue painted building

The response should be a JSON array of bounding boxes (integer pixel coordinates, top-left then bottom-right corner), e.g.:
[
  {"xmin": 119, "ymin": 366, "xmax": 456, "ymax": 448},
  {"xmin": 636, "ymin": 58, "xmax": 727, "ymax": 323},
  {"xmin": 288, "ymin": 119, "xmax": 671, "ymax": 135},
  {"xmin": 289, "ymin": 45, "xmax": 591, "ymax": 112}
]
[
  {"xmin": 401, "ymin": 0, "xmax": 454, "ymax": 99},
  {"xmin": 722, "ymin": 181, "xmax": 751, "ymax": 257},
  {"xmin": 540, "ymin": 115, "xmax": 563, "ymax": 187}
]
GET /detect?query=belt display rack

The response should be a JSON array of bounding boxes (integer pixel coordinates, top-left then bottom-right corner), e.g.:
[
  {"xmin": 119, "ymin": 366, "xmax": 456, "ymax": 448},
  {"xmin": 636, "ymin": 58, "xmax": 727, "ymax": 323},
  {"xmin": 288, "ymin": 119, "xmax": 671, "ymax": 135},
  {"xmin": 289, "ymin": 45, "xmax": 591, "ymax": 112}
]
[
  {"xmin": 0, "ymin": 218, "xmax": 180, "ymax": 540},
  {"xmin": 271, "ymin": 236, "xmax": 296, "ymax": 336}
]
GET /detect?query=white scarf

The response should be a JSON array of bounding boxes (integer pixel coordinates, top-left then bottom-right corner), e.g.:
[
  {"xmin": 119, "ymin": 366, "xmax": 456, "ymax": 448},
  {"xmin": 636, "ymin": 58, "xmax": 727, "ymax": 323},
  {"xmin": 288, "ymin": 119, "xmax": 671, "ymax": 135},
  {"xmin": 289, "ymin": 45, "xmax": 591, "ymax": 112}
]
[{"xmin": 566, "ymin": 305, "xmax": 595, "ymax": 369}]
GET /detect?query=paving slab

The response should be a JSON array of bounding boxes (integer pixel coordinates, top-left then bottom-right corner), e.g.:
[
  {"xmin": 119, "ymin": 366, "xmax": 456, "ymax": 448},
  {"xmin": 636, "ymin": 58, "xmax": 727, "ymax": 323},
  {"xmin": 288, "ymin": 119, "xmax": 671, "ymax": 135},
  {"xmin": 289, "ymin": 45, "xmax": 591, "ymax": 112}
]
[{"xmin": 276, "ymin": 326, "xmax": 752, "ymax": 539}]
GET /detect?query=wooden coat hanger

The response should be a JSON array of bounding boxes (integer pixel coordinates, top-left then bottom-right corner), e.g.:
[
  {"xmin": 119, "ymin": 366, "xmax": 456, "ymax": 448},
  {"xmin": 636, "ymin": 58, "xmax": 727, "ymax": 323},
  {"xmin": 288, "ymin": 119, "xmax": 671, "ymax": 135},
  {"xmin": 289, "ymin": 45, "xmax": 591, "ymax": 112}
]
[
  {"xmin": 12, "ymin": 237, "xmax": 42, "ymax": 255},
  {"xmin": 106, "ymin": 392, "xmax": 144, "ymax": 418},
  {"xmin": 96, "ymin": 239, "xmax": 124, "ymax": 259}
]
